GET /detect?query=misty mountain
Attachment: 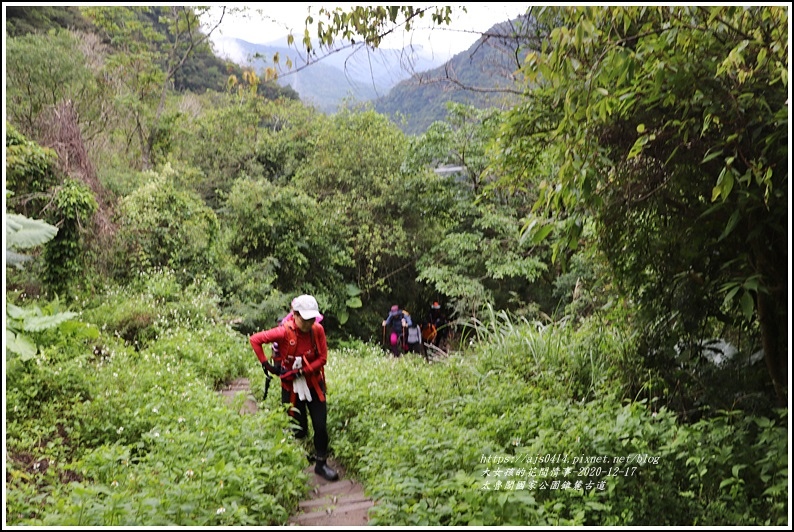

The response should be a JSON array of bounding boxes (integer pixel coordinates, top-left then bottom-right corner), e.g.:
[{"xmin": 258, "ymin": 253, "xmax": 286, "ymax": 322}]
[
  {"xmin": 212, "ymin": 17, "xmax": 536, "ymax": 134},
  {"xmin": 212, "ymin": 35, "xmax": 447, "ymax": 113},
  {"xmin": 374, "ymin": 18, "xmax": 536, "ymax": 135}
]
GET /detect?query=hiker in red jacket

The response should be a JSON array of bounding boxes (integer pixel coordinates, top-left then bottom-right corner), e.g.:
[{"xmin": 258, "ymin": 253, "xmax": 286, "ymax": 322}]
[
  {"xmin": 250, "ymin": 294, "xmax": 338, "ymax": 481},
  {"xmin": 271, "ymin": 298, "xmax": 324, "ymax": 364}
]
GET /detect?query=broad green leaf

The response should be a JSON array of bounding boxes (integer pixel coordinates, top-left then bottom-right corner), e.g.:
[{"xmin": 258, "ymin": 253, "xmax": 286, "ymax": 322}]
[
  {"xmin": 743, "ymin": 276, "xmax": 760, "ymax": 292},
  {"xmin": 711, "ymin": 185, "xmax": 722, "ymax": 202},
  {"xmin": 585, "ymin": 500, "xmax": 608, "ymax": 511},
  {"xmin": 740, "ymin": 291, "xmax": 754, "ymax": 320},
  {"xmin": 6, "ymin": 331, "xmax": 38, "ymax": 360},
  {"xmin": 345, "ymin": 283, "xmax": 362, "ymax": 297},
  {"xmin": 722, "ymin": 285, "xmax": 741, "ymax": 308},
  {"xmin": 6, "ymin": 303, "xmax": 31, "ymax": 320},
  {"xmin": 720, "ymin": 477, "xmax": 737, "ymax": 489},
  {"xmin": 345, "ymin": 296, "xmax": 362, "ymax": 309},
  {"xmin": 627, "ymin": 134, "xmax": 648, "ymax": 159},
  {"xmin": 701, "ymin": 149, "xmax": 723, "ymax": 164},
  {"xmin": 721, "ymin": 170, "xmax": 734, "ymax": 199},
  {"xmin": 717, "ymin": 210, "xmax": 741, "ymax": 242},
  {"xmin": 6, "ymin": 213, "xmax": 58, "ymax": 250},
  {"xmin": 530, "ymin": 224, "xmax": 554, "ymax": 245},
  {"xmin": 6, "ymin": 250, "xmax": 33, "ymax": 268},
  {"xmin": 757, "ymin": 47, "xmax": 767, "ymax": 65},
  {"xmin": 22, "ymin": 312, "xmax": 78, "ymax": 333}
]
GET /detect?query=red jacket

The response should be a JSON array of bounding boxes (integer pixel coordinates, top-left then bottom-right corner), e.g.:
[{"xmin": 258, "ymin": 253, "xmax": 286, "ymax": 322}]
[{"xmin": 249, "ymin": 320, "xmax": 328, "ymax": 402}]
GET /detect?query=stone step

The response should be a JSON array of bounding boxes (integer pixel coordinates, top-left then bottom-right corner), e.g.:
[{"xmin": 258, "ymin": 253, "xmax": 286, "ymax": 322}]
[
  {"xmin": 299, "ymin": 494, "xmax": 371, "ymax": 509},
  {"xmin": 218, "ymin": 377, "xmax": 374, "ymax": 525},
  {"xmin": 289, "ymin": 500, "xmax": 375, "ymax": 525},
  {"xmin": 311, "ymin": 478, "xmax": 362, "ymax": 496},
  {"xmin": 218, "ymin": 379, "xmax": 257, "ymax": 415}
]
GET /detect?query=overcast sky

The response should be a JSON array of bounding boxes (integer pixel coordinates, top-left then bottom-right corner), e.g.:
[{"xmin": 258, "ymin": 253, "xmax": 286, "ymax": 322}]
[{"xmin": 203, "ymin": 4, "xmax": 532, "ymax": 61}]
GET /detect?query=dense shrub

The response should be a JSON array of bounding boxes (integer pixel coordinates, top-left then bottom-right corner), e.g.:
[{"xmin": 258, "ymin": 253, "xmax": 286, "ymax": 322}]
[
  {"xmin": 325, "ymin": 317, "xmax": 788, "ymax": 526},
  {"xmin": 6, "ymin": 282, "xmax": 309, "ymax": 525},
  {"xmin": 111, "ymin": 166, "xmax": 220, "ymax": 285},
  {"xmin": 6, "ymin": 295, "xmax": 787, "ymax": 526}
]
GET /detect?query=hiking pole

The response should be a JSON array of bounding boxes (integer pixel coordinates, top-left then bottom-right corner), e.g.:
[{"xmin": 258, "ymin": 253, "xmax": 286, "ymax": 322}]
[
  {"xmin": 261, "ymin": 360, "xmax": 277, "ymax": 401},
  {"xmin": 263, "ymin": 372, "xmax": 272, "ymax": 401}
]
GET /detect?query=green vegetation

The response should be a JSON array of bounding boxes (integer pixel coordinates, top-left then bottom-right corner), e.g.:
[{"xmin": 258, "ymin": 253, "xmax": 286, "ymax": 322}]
[
  {"xmin": 4, "ymin": 5, "xmax": 788, "ymax": 526},
  {"xmin": 5, "ymin": 286, "xmax": 786, "ymax": 525},
  {"xmin": 330, "ymin": 321, "xmax": 787, "ymax": 525},
  {"xmin": 7, "ymin": 272, "xmax": 306, "ymax": 526},
  {"xmin": 498, "ymin": 5, "xmax": 789, "ymax": 403}
]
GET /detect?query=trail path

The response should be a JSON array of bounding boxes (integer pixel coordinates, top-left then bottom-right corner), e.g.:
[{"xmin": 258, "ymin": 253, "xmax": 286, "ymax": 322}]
[{"xmin": 218, "ymin": 377, "xmax": 374, "ymax": 526}]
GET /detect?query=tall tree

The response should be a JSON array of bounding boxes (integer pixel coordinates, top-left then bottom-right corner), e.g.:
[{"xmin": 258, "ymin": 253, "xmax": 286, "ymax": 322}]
[
  {"xmin": 497, "ymin": 6, "xmax": 788, "ymax": 402},
  {"xmin": 5, "ymin": 30, "xmax": 104, "ymax": 141},
  {"xmin": 291, "ymin": 106, "xmax": 416, "ymax": 304},
  {"xmin": 81, "ymin": 6, "xmax": 233, "ymax": 169}
]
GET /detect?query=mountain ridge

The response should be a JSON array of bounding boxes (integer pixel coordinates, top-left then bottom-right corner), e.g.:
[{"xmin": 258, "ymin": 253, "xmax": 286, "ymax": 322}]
[
  {"xmin": 212, "ymin": 35, "xmax": 448, "ymax": 113},
  {"xmin": 212, "ymin": 17, "xmax": 534, "ymax": 133}
]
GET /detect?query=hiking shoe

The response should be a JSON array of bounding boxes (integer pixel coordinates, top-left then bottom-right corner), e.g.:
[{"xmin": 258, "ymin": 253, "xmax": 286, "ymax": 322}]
[{"xmin": 315, "ymin": 460, "xmax": 339, "ymax": 481}]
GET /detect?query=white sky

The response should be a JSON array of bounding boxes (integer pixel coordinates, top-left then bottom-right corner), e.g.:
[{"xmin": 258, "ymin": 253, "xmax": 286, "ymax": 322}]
[{"xmin": 202, "ymin": 4, "xmax": 533, "ymax": 61}]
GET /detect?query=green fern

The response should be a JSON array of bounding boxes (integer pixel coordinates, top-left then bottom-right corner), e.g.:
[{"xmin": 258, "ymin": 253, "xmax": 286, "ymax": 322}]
[
  {"xmin": 5, "ymin": 200, "xmax": 65, "ymax": 360},
  {"xmin": 6, "ymin": 212, "xmax": 59, "ymax": 268},
  {"xmin": 6, "ymin": 302, "xmax": 78, "ymax": 361}
]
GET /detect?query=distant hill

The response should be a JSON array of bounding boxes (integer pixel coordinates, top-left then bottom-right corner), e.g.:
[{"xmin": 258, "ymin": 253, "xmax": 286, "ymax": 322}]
[
  {"xmin": 5, "ymin": 5, "xmax": 95, "ymax": 37},
  {"xmin": 212, "ymin": 16, "xmax": 538, "ymax": 133},
  {"xmin": 6, "ymin": 7, "xmax": 535, "ymax": 134},
  {"xmin": 212, "ymin": 36, "xmax": 447, "ymax": 113},
  {"xmin": 4, "ymin": 6, "xmax": 298, "ymax": 100},
  {"xmin": 374, "ymin": 19, "xmax": 534, "ymax": 135}
]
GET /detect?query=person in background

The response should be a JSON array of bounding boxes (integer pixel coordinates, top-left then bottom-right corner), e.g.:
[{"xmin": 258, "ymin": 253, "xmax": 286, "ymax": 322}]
[
  {"xmin": 427, "ymin": 301, "xmax": 449, "ymax": 349},
  {"xmin": 382, "ymin": 304, "xmax": 406, "ymax": 357},
  {"xmin": 250, "ymin": 294, "xmax": 339, "ymax": 481},
  {"xmin": 402, "ymin": 309, "xmax": 424, "ymax": 357}
]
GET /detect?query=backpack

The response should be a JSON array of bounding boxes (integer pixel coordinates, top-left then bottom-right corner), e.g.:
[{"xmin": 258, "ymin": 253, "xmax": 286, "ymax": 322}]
[
  {"xmin": 406, "ymin": 324, "xmax": 421, "ymax": 344},
  {"xmin": 422, "ymin": 323, "xmax": 437, "ymax": 342},
  {"xmin": 274, "ymin": 321, "xmax": 323, "ymax": 368}
]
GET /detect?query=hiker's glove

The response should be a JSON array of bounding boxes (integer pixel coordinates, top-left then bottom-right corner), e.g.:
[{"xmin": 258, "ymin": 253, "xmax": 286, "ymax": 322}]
[
  {"xmin": 293, "ymin": 375, "xmax": 312, "ymax": 402},
  {"xmin": 292, "ymin": 356, "xmax": 303, "ymax": 370},
  {"xmin": 280, "ymin": 368, "xmax": 301, "ymax": 382},
  {"xmin": 262, "ymin": 360, "xmax": 277, "ymax": 375}
]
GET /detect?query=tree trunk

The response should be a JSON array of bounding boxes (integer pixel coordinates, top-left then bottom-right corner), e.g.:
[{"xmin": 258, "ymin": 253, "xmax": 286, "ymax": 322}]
[
  {"xmin": 752, "ymin": 230, "xmax": 788, "ymax": 407},
  {"xmin": 757, "ymin": 289, "xmax": 787, "ymax": 407},
  {"xmin": 136, "ymin": 116, "xmax": 151, "ymax": 171}
]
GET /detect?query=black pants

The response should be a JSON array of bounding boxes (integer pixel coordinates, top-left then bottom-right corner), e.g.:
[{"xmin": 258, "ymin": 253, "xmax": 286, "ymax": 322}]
[
  {"xmin": 405, "ymin": 341, "xmax": 422, "ymax": 354},
  {"xmin": 282, "ymin": 383, "xmax": 329, "ymax": 459}
]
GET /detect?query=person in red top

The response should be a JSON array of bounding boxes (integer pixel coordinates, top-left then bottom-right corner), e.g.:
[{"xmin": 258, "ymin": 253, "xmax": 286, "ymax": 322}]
[
  {"xmin": 249, "ymin": 294, "xmax": 338, "ymax": 481},
  {"xmin": 270, "ymin": 298, "xmax": 323, "ymax": 363}
]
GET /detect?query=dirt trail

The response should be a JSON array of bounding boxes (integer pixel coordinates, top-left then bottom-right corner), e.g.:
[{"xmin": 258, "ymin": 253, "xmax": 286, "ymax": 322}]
[{"xmin": 218, "ymin": 377, "xmax": 374, "ymax": 526}]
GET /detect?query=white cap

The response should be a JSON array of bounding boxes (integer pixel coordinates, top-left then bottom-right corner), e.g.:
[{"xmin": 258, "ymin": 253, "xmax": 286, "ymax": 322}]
[{"xmin": 292, "ymin": 294, "xmax": 322, "ymax": 320}]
